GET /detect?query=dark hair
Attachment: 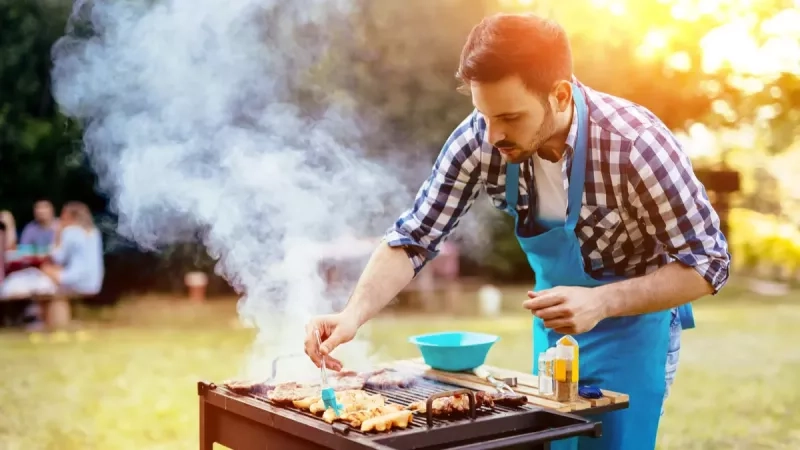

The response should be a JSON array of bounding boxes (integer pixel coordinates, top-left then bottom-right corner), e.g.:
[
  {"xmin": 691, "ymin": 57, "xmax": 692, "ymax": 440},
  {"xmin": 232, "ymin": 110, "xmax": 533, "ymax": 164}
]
[{"xmin": 456, "ymin": 13, "xmax": 573, "ymax": 96}]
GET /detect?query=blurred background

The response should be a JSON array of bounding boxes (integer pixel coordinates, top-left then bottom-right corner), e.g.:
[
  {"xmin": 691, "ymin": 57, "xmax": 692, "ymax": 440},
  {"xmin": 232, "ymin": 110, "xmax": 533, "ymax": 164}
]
[{"xmin": 1, "ymin": 0, "xmax": 799, "ymax": 449}]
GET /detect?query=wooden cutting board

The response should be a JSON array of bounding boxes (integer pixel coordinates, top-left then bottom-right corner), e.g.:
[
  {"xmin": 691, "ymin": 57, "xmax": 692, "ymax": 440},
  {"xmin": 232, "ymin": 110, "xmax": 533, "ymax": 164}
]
[{"xmin": 385, "ymin": 358, "xmax": 629, "ymax": 413}]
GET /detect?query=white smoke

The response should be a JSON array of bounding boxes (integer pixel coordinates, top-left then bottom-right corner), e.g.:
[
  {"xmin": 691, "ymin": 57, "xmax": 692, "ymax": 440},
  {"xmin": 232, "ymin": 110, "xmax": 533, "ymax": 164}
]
[{"xmin": 49, "ymin": 0, "xmax": 439, "ymax": 381}]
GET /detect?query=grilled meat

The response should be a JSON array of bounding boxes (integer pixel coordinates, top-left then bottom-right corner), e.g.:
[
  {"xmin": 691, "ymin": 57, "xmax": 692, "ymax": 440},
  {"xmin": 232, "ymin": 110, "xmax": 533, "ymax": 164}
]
[
  {"xmin": 311, "ymin": 390, "xmax": 383, "ymax": 415},
  {"xmin": 320, "ymin": 393, "xmax": 387, "ymax": 423},
  {"xmin": 328, "ymin": 372, "xmax": 367, "ymax": 391},
  {"xmin": 364, "ymin": 369, "xmax": 418, "ymax": 389},
  {"xmin": 223, "ymin": 380, "xmax": 273, "ymax": 396},
  {"xmin": 266, "ymin": 382, "xmax": 322, "ymax": 405},
  {"xmin": 360, "ymin": 409, "xmax": 413, "ymax": 432},
  {"xmin": 261, "ymin": 372, "xmax": 366, "ymax": 405},
  {"xmin": 488, "ymin": 392, "xmax": 528, "ymax": 407},
  {"xmin": 291, "ymin": 389, "xmax": 386, "ymax": 419},
  {"xmin": 333, "ymin": 404, "xmax": 405, "ymax": 427},
  {"xmin": 407, "ymin": 391, "xmax": 494, "ymax": 415}
]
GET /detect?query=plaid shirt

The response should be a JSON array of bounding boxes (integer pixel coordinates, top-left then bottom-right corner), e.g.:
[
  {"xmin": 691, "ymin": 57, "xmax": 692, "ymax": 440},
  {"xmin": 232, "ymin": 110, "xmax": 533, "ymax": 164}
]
[{"xmin": 384, "ymin": 78, "xmax": 731, "ymax": 293}]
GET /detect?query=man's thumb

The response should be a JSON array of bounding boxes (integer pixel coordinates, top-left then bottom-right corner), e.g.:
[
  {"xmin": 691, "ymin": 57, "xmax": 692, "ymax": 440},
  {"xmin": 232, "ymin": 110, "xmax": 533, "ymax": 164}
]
[{"xmin": 320, "ymin": 331, "xmax": 345, "ymax": 355}]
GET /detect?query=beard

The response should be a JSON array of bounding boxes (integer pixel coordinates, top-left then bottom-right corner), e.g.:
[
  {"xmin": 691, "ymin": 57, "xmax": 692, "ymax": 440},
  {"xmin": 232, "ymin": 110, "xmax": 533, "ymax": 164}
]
[{"xmin": 499, "ymin": 107, "xmax": 558, "ymax": 164}]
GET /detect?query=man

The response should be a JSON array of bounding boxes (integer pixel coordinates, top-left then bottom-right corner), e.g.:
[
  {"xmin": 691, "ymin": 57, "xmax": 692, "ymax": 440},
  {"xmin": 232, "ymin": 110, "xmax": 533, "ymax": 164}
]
[
  {"xmin": 304, "ymin": 13, "xmax": 730, "ymax": 450},
  {"xmin": 19, "ymin": 199, "xmax": 59, "ymax": 249}
]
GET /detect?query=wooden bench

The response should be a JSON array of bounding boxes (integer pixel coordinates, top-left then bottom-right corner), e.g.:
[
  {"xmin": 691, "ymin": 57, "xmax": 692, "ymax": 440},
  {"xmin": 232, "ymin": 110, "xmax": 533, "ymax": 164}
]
[{"xmin": 1, "ymin": 292, "xmax": 81, "ymax": 330}]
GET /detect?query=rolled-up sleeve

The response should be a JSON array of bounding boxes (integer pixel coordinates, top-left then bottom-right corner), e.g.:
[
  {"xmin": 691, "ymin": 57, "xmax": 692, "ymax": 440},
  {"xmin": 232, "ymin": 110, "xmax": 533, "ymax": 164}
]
[
  {"xmin": 627, "ymin": 124, "xmax": 731, "ymax": 293},
  {"xmin": 383, "ymin": 112, "xmax": 484, "ymax": 275}
]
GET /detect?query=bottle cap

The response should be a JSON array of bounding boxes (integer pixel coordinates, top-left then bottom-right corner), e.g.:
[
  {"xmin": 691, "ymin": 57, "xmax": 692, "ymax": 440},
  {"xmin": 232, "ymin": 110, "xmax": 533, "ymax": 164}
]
[{"xmin": 556, "ymin": 345, "xmax": 573, "ymax": 360}]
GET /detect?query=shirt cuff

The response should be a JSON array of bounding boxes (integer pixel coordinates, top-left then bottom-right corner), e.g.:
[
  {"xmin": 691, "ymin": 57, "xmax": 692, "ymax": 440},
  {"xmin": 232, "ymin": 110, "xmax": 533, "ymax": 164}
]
[
  {"xmin": 671, "ymin": 252, "xmax": 730, "ymax": 294},
  {"xmin": 383, "ymin": 230, "xmax": 430, "ymax": 277}
]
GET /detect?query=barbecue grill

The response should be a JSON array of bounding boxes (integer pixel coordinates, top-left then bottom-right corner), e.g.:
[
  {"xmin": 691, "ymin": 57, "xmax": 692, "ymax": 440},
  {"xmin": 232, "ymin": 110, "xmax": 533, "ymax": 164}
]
[{"xmin": 198, "ymin": 375, "xmax": 625, "ymax": 450}]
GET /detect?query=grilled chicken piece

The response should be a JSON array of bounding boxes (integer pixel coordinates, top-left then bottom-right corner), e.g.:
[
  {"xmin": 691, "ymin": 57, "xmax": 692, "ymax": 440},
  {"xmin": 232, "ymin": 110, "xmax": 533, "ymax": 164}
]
[
  {"xmin": 320, "ymin": 395, "xmax": 390, "ymax": 423},
  {"xmin": 292, "ymin": 395, "xmax": 321, "ymax": 410},
  {"xmin": 360, "ymin": 410, "xmax": 413, "ymax": 432},
  {"xmin": 310, "ymin": 390, "xmax": 382, "ymax": 415},
  {"xmin": 407, "ymin": 391, "xmax": 493, "ymax": 415},
  {"xmin": 364, "ymin": 369, "xmax": 418, "ymax": 389},
  {"xmin": 332, "ymin": 404, "xmax": 405, "ymax": 427}
]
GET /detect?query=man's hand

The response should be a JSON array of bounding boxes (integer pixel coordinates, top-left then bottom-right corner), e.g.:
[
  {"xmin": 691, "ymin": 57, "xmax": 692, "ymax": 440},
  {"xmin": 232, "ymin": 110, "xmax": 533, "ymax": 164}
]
[
  {"xmin": 303, "ymin": 312, "xmax": 360, "ymax": 371},
  {"xmin": 522, "ymin": 286, "xmax": 608, "ymax": 334}
]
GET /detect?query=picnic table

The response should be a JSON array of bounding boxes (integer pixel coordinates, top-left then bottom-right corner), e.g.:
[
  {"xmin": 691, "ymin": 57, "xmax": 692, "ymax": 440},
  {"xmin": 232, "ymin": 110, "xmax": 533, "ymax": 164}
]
[{"xmin": 4, "ymin": 252, "xmax": 50, "ymax": 274}]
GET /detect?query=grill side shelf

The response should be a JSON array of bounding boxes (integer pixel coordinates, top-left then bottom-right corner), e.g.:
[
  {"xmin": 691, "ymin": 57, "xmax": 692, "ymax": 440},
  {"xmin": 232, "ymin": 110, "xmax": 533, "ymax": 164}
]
[{"xmin": 389, "ymin": 359, "xmax": 631, "ymax": 412}]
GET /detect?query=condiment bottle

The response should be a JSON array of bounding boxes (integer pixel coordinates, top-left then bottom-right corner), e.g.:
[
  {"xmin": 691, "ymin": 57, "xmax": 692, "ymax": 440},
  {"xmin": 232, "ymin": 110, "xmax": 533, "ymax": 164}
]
[
  {"xmin": 538, "ymin": 349, "xmax": 553, "ymax": 396},
  {"xmin": 554, "ymin": 336, "xmax": 579, "ymax": 403},
  {"xmin": 545, "ymin": 347, "xmax": 556, "ymax": 397}
]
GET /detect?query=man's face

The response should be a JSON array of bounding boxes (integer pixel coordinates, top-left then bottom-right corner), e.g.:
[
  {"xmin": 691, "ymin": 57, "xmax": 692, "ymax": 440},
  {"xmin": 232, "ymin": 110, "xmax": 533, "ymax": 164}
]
[
  {"xmin": 33, "ymin": 201, "xmax": 54, "ymax": 224},
  {"xmin": 471, "ymin": 75, "xmax": 559, "ymax": 164}
]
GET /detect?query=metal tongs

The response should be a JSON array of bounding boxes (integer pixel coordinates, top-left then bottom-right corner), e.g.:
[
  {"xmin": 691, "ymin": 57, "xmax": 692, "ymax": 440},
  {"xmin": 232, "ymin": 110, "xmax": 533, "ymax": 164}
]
[
  {"xmin": 315, "ymin": 329, "xmax": 343, "ymax": 416},
  {"xmin": 473, "ymin": 365, "xmax": 517, "ymax": 394}
]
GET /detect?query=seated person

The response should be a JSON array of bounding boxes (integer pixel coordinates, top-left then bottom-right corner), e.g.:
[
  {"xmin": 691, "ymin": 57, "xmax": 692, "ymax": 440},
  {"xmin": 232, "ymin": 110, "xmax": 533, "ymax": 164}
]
[
  {"xmin": 19, "ymin": 199, "xmax": 59, "ymax": 250},
  {"xmin": 0, "ymin": 210, "xmax": 17, "ymax": 251},
  {"xmin": 1, "ymin": 201, "xmax": 104, "ymax": 301},
  {"xmin": 39, "ymin": 202, "xmax": 105, "ymax": 296}
]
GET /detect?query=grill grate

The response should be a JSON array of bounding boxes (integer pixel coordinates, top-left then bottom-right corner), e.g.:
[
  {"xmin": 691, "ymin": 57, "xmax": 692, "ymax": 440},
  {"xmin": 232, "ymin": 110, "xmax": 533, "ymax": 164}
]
[{"xmin": 246, "ymin": 377, "xmax": 533, "ymax": 437}]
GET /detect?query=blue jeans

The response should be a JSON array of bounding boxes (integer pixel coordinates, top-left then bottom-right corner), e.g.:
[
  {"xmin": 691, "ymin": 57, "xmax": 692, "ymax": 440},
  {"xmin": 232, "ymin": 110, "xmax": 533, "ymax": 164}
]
[{"xmin": 662, "ymin": 308, "xmax": 682, "ymax": 416}]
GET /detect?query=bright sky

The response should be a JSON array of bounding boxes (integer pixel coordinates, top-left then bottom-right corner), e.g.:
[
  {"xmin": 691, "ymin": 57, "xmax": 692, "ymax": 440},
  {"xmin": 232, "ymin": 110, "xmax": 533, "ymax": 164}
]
[
  {"xmin": 496, "ymin": 0, "xmax": 800, "ymax": 158},
  {"xmin": 500, "ymin": 0, "xmax": 800, "ymax": 78},
  {"xmin": 590, "ymin": 0, "xmax": 799, "ymax": 157}
]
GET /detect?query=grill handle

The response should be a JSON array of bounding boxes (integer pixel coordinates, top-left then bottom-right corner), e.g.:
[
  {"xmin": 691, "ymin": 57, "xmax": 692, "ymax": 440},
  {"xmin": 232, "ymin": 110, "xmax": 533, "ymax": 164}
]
[
  {"xmin": 444, "ymin": 421, "xmax": 602, "ymax": 450},
  {"xmin": 425, "ymin": 389, "xmax": 476, "ymax": 428}
]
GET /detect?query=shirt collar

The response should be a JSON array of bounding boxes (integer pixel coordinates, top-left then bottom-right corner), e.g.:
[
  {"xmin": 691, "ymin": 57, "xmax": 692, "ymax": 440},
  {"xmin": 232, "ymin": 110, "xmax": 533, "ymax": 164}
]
[{"xmin": 564, "ymin": 102, "xmax": 579, "ymax": 154}]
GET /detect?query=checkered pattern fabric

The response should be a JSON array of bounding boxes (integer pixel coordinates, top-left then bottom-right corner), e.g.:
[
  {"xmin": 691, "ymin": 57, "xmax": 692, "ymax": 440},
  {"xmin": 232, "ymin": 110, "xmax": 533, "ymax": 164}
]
[{"xmin": 384, "ymin": 78, "xmax": 731, "ymax": 293}]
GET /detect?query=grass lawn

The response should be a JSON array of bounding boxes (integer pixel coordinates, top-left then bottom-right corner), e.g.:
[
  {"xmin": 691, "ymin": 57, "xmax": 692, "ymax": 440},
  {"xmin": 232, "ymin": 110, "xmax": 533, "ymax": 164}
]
[{"xmin": 0, "ymin": 278, "xmax": 798, "ymax": 449}]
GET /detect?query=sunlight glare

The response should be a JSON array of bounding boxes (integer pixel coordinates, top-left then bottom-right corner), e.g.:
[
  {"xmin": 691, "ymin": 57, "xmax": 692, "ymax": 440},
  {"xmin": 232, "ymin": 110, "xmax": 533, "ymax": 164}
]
[
  {"xmin": 666, "ymin": 51, "xmax": 692, "ymax": 72},
  {"xmin": 637, "ymin": 29, "xmax": 670, "ymax": 59},
  {"xmin": 675, "ymin": 123, "xmax": 719, "ymax": 159}
]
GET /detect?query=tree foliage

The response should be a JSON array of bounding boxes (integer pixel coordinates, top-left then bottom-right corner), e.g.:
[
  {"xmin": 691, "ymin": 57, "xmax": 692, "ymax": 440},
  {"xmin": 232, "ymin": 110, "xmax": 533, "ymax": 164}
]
[{"xmin": 1, "ymin": 0, "xmax": 798, "ymax": 287}]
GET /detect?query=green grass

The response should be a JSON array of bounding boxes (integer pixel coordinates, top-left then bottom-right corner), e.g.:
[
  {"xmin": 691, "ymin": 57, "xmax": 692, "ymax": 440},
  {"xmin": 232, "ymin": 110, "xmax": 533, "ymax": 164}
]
[{"xmin": 0, "ymin": 279, "xmax": 798, "ymax": 449}]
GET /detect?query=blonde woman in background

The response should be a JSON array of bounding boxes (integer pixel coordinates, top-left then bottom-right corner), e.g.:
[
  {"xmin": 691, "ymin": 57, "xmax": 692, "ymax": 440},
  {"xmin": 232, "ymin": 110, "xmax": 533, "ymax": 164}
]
[
  {"xmin": 40, "ymin": 201, "xmax": 105, "ymax": 296},
  {"xmin": 0, "ymin": 210, "xmax": 17, "ymax": 250}
]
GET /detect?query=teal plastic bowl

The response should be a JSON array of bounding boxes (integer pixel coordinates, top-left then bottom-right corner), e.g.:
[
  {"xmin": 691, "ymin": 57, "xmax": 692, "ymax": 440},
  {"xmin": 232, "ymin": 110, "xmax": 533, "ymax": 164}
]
[{"xmin": 408, "ymin": 331, "xmax": 499, "ymax": 372}]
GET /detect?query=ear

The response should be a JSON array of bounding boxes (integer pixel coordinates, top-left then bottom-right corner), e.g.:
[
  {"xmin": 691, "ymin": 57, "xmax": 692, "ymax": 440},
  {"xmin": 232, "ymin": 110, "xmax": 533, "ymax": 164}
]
[{"xmin": 551, "ymin": 80, "xmax": 573, "ymax": 113}]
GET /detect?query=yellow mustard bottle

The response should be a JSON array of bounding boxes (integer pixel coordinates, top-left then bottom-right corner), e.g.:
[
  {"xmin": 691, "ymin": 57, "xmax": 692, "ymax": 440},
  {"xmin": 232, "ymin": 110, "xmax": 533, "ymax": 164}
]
[{"xmin": 554, "ymin": 336, "xmax": 579, "ymax": 403}]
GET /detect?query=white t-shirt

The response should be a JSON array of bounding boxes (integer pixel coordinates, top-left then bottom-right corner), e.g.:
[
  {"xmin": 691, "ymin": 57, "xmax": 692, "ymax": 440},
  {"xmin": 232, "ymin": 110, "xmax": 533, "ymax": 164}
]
[{"xmin": 532, "ymin": 153, "xmax": 568, "ymax": 222}]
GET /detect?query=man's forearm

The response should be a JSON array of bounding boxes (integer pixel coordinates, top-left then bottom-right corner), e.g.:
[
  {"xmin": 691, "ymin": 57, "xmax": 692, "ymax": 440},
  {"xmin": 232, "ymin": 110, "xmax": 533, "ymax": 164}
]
[
  {"xmin": 598, "ymin": 261, "xmax": 714, "ymax": 318},
  {"xmin": 342, "ymin": 241, "xmax": 416, "ymax": 327}
]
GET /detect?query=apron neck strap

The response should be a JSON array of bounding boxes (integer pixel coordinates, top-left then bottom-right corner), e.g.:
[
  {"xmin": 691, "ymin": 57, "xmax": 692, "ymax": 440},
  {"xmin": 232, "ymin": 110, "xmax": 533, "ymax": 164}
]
[
  {"xmin": 565, "ymin": 84, "xmax": 589, "ymax": 231},
  {"xmin": 504, "ymin": 163, "xmax": 520, "ymax": 212}
]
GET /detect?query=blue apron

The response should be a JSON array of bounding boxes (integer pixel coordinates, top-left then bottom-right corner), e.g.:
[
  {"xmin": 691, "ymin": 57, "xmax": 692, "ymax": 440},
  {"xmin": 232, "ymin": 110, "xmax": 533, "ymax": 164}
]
[{"xmin": 503, "ymin": 84, "xmax": 694, "ymax": 450}]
